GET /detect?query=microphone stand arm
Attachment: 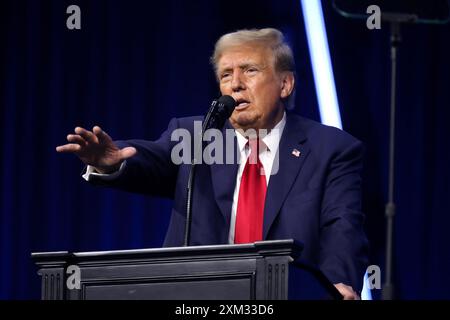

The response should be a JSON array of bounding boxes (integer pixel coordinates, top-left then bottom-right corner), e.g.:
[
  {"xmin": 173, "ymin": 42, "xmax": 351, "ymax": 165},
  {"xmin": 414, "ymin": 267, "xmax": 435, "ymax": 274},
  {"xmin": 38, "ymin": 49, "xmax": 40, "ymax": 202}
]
[{"xmin": 184, "ymin": 101, "xmax": 218, "ymax": 246}]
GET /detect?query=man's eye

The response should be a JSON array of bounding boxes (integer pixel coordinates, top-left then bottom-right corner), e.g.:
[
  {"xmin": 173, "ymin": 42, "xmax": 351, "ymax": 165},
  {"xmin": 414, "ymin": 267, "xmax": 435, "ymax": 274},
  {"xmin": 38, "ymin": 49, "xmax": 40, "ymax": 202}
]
[
  {"xmin": 246, "ymin": 68, "xmax": 258, "ymax": 74},
  {"xmin": 221, "ymin": 73, "xmax": 231, "ymax": 79}
]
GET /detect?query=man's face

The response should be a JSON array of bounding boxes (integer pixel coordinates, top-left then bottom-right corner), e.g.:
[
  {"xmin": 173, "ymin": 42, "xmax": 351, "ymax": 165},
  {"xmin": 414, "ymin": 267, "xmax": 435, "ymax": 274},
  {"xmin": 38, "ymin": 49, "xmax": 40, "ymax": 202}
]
[{"xmin": 217, "ymin": 44, "xmax": 294, "ymax": 131}]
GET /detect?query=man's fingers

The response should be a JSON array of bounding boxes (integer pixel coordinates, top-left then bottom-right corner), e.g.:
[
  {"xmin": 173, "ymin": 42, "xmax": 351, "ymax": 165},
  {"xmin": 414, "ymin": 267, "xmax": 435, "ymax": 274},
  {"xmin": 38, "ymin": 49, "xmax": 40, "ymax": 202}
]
[
  {"xmin": 67, "ymin": 134, "xmax": 87, "ymax": 146},
  {"xmin": 93, "ymin": 126, "xmax": 112, "ymax": 144},
  {"xmin": 74, "ymin": 127, "xmax": 99, "ymax": 144},
  {"xmin": 56, "ymin": 143, "xmax": 82, "ymax": 153},
  {"xmin": 119, "ymin": 147, "xmax": 137, "ymax": 160},
  {"xmin": 334, "ymin": 283, "xmax": 360, "ymax": 300}
]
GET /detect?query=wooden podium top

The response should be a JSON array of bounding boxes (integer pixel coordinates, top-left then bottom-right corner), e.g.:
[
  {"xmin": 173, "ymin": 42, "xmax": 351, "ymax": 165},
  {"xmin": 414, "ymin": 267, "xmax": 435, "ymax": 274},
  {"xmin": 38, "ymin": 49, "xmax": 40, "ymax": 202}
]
[{"xmin": 31, "ymin": 239, "xmax": 303, "ymax": 265}]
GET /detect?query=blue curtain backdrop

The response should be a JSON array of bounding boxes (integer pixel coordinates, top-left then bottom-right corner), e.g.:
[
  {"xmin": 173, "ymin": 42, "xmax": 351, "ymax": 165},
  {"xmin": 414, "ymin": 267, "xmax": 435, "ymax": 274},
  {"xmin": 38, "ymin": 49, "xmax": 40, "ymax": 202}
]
[{"xmin": 1, "ymin": 0, "xmax": 449, "ymax": 299}]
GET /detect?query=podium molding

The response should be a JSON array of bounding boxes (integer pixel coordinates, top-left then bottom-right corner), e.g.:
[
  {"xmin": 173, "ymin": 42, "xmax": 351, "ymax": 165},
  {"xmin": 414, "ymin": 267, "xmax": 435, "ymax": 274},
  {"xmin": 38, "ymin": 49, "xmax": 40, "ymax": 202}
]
[{"xmin": 32, "ymin": 240, "xmax": 308, "ymax": 300}]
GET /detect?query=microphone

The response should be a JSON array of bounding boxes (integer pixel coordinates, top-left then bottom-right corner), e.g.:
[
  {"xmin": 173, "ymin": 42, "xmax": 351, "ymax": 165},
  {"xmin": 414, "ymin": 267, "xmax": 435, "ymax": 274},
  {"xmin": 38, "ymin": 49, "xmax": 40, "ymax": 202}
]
[
  {"xmin": 202, "ymin": 95, "xmax": 236, "ymax": 132},
  {"xmin": 184, "ymin": 95, "xmax": 236, "ymax": 246}
]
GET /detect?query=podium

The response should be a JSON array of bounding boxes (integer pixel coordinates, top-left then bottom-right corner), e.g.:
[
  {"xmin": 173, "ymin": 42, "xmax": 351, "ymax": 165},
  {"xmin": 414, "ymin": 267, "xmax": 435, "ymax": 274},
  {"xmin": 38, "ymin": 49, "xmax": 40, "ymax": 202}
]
[{"xmin": 32, "ymin": 239, "xmax": 341, "ymax": 300}]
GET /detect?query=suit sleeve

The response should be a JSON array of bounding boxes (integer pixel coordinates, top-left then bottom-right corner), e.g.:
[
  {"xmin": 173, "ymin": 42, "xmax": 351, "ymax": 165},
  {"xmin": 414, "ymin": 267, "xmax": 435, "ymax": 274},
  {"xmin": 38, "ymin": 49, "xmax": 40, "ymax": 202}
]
[
  {"xmin": 318, "ymin": 139, "xmax": 369, "ymax": 294},
  {"xmin": 86, "ymin": 118, "xmax": 180, "ymax": 198}
]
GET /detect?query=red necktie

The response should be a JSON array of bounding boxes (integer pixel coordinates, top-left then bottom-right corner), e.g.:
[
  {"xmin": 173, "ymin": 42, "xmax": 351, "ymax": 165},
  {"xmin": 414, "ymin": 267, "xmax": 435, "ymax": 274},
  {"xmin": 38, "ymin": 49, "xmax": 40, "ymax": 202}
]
[{"xmin": 234, "ymin": 139, "xmax": 267, "ymax": 244}]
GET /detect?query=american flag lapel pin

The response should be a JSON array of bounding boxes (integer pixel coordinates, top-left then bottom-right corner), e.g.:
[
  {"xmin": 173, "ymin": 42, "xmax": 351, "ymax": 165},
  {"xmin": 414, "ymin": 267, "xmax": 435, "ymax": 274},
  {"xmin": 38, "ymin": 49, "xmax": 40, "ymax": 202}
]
[{"xmin": 292, "ymin": 148, "xmax": 301, "ymax": 157}]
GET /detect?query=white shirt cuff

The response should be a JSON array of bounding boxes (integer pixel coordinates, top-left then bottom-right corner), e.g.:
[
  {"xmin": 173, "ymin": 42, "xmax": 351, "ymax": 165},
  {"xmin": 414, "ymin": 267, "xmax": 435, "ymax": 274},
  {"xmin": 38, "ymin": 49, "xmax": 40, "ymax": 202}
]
[{"xmin": 82, "ymin": 161, "xmax": 127, "ymax": 181}]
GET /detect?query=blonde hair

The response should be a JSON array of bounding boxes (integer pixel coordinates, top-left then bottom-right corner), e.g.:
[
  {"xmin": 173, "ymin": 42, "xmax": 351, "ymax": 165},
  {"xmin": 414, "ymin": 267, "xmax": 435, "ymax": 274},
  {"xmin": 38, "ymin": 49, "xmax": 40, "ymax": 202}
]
[{"xmin": 211, "ymin": 28, "xmax": 296, "ymax": 110}]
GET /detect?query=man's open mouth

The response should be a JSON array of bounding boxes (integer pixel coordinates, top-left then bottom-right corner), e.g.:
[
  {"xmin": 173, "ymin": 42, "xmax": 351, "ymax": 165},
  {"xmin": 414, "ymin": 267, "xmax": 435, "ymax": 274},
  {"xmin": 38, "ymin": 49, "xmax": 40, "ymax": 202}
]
[{"xmin": 235, "ymin": 98, "xmax": 250, "ymax": 110}]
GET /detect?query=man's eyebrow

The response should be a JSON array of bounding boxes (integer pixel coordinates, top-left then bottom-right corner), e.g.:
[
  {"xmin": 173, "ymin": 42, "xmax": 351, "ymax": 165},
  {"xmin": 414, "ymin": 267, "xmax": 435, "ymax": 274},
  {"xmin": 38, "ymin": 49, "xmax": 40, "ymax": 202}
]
[
  {"xmin": 238, "ymin": 63, "xmax": 258, "ymax": 69},
  {"xmin": 218, "ymin": 66, "xmax": 232, "ymax": 74},
  {"xmin": 218, "ymin": 62, "xmax": 263, "ymax": 74}
]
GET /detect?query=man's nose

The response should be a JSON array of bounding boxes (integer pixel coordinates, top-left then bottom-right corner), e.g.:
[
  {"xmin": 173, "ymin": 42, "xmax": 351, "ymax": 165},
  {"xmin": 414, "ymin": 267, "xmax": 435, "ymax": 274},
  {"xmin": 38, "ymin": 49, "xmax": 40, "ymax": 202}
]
[{"xmin": 231, "ymin": 71, "xmax": 245, "ymax": 92}]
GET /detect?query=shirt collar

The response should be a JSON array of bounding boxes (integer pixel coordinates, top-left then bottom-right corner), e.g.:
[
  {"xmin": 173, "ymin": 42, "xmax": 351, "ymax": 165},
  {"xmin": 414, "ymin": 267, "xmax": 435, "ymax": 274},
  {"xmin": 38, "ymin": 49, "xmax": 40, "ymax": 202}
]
[{"xmin": 235, "ymin": 111, "xmax": 286, "ymax": 154}]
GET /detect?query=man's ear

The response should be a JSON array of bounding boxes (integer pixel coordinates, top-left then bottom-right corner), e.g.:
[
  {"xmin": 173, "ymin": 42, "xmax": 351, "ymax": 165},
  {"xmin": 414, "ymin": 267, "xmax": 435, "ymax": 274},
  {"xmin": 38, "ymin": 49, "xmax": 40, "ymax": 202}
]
[{"xmin": 280, "ymin": 72, "xmax": 295, "ymax": 99}]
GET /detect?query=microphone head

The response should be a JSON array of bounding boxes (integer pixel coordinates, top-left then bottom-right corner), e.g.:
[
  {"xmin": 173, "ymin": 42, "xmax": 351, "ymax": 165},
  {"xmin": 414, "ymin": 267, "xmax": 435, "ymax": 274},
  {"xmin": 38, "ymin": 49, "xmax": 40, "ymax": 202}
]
[
  {"xmin": 202, "ymin": 95, "xmax": 236, "ymax": 131},
  {"xmin": 217, "ymin": 95, "xmax": 236, "ymax": 117}
]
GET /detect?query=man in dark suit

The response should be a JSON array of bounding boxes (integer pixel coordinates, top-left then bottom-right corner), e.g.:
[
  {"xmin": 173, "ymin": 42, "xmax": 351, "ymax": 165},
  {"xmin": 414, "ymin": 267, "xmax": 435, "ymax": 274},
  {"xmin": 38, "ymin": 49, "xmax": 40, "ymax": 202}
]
[{"xmin": 57, "ymin": 28, "xmax": 368, "ymax": 299}]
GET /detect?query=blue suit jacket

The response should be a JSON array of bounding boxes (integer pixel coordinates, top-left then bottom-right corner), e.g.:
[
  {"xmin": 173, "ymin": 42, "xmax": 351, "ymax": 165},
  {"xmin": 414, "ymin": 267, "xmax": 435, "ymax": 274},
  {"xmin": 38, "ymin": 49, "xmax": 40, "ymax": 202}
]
[{"xmin": 90, "ymin": 112, "xmax": 369, "ymax": 292}]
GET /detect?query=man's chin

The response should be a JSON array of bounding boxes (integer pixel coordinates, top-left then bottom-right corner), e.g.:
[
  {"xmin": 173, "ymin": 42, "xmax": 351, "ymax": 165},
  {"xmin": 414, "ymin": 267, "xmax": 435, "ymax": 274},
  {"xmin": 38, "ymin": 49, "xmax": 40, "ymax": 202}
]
[{"xmin": 230, "ymin": 112, "xmax": 259, "ymax": 130}]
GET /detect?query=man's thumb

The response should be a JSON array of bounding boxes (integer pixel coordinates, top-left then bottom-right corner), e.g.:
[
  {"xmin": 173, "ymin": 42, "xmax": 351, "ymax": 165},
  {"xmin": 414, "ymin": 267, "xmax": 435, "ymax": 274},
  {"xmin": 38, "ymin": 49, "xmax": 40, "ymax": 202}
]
[{"xmin": 120, "ymin": 147, "xmax": 137, "ymax": 160}]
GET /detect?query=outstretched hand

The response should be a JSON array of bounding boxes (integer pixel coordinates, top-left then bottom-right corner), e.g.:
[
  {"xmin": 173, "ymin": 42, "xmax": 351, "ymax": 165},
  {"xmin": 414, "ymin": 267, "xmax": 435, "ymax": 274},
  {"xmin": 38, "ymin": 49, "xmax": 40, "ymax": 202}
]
[{"xmin": 56, "ymin": 126, "xmax": 136, "ymax": 173}]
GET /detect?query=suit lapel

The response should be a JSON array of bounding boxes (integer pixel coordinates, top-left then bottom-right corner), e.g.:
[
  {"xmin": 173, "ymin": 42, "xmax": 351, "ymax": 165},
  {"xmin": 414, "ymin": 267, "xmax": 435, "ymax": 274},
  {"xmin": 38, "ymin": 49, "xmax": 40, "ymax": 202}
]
[
  {"xmin": 263, "ymin": 115, "xmax": 310, "ymax": 239},
  {"xmin": 210, "ymin": 121, "xmax": 239, "ymax": 225}
]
